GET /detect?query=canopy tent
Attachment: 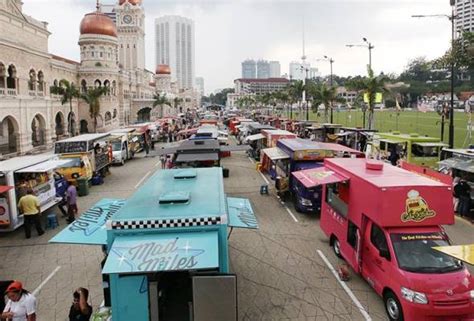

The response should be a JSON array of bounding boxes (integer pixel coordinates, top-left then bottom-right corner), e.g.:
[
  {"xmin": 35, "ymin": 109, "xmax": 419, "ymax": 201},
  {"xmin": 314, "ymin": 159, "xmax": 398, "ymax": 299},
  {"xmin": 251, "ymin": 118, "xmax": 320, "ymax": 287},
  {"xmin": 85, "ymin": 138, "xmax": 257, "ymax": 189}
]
[
  {"xmin": 438, "ymin": 158, "xmax": 474, "ymax": 173},
  {"xmin": 16, "ymin": 159, "xmax": 75, "ymax": 173},
  {"xmin": 292, "ymin": 167, "xmax": 349, "ymax": 188},
  {"xmin": 261, "ymin": 147, "xmax": 289, "ymax": 161}
]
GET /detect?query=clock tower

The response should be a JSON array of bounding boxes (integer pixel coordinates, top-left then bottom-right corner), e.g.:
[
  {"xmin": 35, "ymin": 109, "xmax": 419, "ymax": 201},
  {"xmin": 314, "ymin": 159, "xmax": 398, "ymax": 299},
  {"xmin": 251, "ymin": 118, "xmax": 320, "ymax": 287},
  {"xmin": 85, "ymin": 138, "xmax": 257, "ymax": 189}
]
[{"xmin": 115, "ymin": 0, "xmax": 145, "ymax": 71}]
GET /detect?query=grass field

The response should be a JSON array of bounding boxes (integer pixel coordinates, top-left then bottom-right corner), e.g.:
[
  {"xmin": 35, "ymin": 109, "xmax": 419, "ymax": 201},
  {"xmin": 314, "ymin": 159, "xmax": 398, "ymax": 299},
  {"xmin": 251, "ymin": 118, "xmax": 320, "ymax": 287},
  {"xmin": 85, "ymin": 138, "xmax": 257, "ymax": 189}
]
[{"xmin": 288, "ymin": 109, "xmax": 473, "ymax": 148}]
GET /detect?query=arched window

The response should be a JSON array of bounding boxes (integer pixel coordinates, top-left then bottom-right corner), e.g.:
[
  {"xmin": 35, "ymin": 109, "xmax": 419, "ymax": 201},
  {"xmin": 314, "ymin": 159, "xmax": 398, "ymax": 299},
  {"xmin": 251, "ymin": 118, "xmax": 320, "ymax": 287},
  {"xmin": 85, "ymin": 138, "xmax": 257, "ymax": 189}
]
[
  {"xmin": 7, "ymin": 65, "xmax": 17, "ymax": 91},
  {"xmin": 105, "ymin": 111, "xmax": 112, "ymax": 122},
  {"xmin": 53, "ymin": 79, "xmax": 58, "ymax": 87},
  {"xmin": 37, "ymin": 71, "xmax": 44, "ymax": 92},
  {"xmin": 113, "ymin": 108, "xmax": 117, "ymax": 118},
  {"xmin": 103, "ymin": 80, "xmax": 110, "ymax": 95},
  {"xmin": 28, "ymin": 69, "xmax": 36, "ymax": 91},
  {"xmin": 0, "ymin": 63, "xmax": 5, "ymax": 89},
  {"xmin": 81, "ymin": 79, "xmax": 87, "ymax": 93},
  {"xmin": 94, "ymin": 79, "xmax": 101, "ymax": 88}
]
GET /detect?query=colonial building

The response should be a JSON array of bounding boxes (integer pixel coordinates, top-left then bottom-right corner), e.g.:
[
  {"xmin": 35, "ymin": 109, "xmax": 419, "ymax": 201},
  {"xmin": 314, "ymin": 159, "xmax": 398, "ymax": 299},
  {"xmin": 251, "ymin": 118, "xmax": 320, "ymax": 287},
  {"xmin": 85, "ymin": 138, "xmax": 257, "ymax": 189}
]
[{"xmin": 0, "ymin": 0, "xmax": 198, "ymax": 157}]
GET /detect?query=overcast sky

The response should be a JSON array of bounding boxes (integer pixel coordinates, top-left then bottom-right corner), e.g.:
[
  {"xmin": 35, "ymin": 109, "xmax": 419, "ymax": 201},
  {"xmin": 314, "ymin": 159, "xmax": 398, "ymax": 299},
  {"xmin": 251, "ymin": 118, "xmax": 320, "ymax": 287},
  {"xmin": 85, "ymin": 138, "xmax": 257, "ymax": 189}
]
[{"xmin": 23, "ymin": 0, "xmax": 452, "ymax": 94}]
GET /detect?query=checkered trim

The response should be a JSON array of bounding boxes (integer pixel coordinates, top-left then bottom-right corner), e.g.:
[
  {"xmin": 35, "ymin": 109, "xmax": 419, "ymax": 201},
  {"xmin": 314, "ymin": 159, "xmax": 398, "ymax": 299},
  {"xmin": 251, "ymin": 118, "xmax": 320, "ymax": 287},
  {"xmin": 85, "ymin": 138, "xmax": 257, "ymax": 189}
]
[{"xmin": 111, "ymin": 216, "xmax": 221, "ymax": 230}]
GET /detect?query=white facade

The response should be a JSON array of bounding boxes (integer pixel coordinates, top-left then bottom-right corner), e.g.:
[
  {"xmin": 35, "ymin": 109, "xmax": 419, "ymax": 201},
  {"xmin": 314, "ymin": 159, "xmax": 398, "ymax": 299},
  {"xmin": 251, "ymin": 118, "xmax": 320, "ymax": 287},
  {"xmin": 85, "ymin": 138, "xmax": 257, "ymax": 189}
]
[
  {"xmin": 155, "ymin": 15, "xmax": 195, "ymax": 90},
  {"xmin": 455, "ymin": 0, "xmax": 474, "ymax": 36},
  {"xmin": 195, "ymin": 77, "xmax": 204, "ymax": 96},
  {"xmin": 269, "ymin": 61, "xmax": 281, "ymax": 78},
  {"xmin": 289, "ymin": 61, "xmax": 320, "ymax": 80}
]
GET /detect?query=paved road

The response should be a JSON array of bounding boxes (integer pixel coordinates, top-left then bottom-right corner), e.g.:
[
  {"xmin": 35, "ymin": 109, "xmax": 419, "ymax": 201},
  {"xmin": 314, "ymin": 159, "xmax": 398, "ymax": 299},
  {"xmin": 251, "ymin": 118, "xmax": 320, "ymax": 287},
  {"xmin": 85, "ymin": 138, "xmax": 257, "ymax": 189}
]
[{"xmin": 0, "ymin": 146, "xmax": 472, "ymax": 320}]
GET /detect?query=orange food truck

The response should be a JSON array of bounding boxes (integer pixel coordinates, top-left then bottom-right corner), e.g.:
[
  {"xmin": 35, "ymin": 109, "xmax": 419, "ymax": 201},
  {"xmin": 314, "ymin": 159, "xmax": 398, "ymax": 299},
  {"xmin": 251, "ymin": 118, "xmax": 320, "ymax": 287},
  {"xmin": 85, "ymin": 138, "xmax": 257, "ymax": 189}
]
[
  {"xmin": 302, "ymin": 158, "xmax": 473, "ymax": 321},
  {"xmin": 261, "ymin": 129, "xmax": 297, "ymax": 148}
]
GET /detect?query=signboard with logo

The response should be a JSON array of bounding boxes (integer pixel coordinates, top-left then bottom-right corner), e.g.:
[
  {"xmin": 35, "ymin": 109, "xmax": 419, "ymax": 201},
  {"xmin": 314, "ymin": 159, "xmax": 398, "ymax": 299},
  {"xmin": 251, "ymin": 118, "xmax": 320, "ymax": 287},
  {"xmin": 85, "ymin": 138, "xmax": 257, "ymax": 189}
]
[{"xmin": 0, "ymin": 198, "xmax": 10, "ymax": 226}]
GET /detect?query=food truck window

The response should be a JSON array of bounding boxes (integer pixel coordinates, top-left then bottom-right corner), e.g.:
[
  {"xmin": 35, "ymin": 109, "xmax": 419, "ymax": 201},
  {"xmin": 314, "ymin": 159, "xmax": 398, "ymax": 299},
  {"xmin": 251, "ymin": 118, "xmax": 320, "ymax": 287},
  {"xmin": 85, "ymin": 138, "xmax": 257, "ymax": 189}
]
[
  {"xmin": 412, "ymin": 144, "xmax": 440, "ymax": 157},
  {"xmin": 370, "ymin": 224, "xmax": 390, "ymax": 260},
  {"xmin": 325, "ymin": 183, "xmax": 348, "ymax": 217}
]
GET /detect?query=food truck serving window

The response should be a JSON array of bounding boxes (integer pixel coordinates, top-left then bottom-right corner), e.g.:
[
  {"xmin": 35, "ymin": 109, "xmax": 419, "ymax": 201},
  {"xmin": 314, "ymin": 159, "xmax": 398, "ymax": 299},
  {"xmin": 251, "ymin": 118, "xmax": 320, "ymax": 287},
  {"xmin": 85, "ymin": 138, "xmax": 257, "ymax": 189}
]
[
  {"xmin": 390, "ymin": 233, "xmax": 463, "ymax": 274},
  {"xmin": 325, "ymin": 183, "xmax": 348, "ymax": 217}
]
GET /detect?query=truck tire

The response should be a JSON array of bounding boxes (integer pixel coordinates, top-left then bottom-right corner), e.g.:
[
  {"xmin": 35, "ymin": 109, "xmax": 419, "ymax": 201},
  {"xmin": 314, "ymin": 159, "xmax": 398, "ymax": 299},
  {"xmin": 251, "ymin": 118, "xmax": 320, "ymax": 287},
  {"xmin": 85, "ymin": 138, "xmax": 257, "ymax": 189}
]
[
  {"xmin": 331, "ymin": 236, "xmax": 342, "ymax": 258},
  {"xmin": 384, "ymin": 291, "xmax": 404, "ymax": 321}
]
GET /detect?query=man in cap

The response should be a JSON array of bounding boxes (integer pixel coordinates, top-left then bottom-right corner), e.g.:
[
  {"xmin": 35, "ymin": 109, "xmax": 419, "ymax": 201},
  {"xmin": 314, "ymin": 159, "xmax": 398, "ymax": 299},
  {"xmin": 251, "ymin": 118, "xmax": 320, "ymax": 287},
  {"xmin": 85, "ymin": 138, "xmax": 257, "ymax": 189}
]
[{"xmin": 1, "ymin": 281, "xmax": 37, "ymax": 321}]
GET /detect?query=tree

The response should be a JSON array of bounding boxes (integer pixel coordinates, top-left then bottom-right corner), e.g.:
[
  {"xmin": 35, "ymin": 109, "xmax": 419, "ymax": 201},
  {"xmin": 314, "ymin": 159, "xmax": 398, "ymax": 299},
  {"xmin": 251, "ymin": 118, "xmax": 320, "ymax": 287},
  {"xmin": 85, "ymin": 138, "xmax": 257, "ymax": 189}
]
[
  {"xmin": 307, "ymin": 82, "xmax": 343, "ymax": 123},
  {"xmin": 346, "ymin": 67, "xmax": 391, "ymax": 129},
  {"xmin": 80, "ymin": 86, "xmax": 108, "ymax": 133},
  {"xmin": 288, "ymin": 80, "xmax": 305, "ymax": 119},
  {"xmin": 173, "ymin": 97, "xmax": 184, "ymax": 113},
  {"xmin": 153, "ymin": 93, "xmax": 172, "ymax": 118},
  {"xmin": 50, "ymin": 79, "xmax": 79, "ymax": 136}
]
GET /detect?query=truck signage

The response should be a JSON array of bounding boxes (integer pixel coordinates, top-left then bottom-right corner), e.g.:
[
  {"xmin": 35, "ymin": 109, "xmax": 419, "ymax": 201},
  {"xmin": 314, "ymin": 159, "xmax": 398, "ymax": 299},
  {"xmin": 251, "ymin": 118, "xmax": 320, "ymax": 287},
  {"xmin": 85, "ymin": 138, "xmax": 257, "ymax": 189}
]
[{"xmin": 401, "ymin": 190, "xmax": 436, "ymax": 223}]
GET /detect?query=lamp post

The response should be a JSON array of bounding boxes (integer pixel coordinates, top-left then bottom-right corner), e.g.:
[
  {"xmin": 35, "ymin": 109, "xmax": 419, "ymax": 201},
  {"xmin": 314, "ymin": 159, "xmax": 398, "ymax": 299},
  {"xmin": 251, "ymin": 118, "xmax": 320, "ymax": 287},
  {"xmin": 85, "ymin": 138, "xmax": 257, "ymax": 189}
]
[
  {"xmin": 323, "ymin": 55, "xmax": 335, "ymax": 123},
  {"xmin": 300, "ymin": 65, "xmax": 310, "ymax": 121},
  {"xmin": 346, "ymin": 37, "xmax": 375, "ymax": 128},
  {"xmin": 412, "ymin": 0, "xmax": 456, "ymax": 148}
]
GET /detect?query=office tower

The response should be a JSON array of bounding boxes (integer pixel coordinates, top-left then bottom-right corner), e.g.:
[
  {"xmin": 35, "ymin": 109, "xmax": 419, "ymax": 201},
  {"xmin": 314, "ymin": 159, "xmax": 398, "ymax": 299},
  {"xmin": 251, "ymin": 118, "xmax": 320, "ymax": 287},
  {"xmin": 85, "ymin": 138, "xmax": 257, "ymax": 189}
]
[
  {"xmin": 269, "ymin": 61, "xmax": 281, "ymax": 78},
  {"xmin": 257, "ymin": 60, "xmax": 270, "ymax": 79},
  {"xmin": 242, "ymin": 59, "xmax": 257, "ymax": 78}
]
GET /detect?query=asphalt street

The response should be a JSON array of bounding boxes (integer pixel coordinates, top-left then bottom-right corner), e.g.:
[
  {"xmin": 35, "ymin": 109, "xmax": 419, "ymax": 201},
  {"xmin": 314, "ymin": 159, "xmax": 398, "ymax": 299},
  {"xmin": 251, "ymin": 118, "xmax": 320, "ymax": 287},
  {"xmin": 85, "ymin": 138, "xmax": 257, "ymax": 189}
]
[{"xmin": 0, "ymin": 146, "xmax": 472, "ymax": 321}]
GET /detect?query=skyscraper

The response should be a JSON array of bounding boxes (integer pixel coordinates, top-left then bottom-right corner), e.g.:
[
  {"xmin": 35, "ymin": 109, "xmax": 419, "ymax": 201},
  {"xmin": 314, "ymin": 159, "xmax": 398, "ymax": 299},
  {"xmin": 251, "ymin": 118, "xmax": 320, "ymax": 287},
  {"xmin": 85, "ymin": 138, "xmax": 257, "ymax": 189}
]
[
  {"xmin": 155, "ymin": 15, "xmax": 195, "ymax": 89},
  {"xmin": 455, "ymin": 0, "xmax": 474, "ymax": 36},
  {"xmin": 269, "ymin": 61, "xmax": 281, "ymax": 78},
  {"xmin": 195, "ymin": 77, "xmax": 205, "ymax": 96},
  {"xmin": 257, "ymin": 60, "xmax": 270, "ymax": 79},
  {"xmin": 242, "ymin": 59, "xmax": 256, "ymax": 78}
]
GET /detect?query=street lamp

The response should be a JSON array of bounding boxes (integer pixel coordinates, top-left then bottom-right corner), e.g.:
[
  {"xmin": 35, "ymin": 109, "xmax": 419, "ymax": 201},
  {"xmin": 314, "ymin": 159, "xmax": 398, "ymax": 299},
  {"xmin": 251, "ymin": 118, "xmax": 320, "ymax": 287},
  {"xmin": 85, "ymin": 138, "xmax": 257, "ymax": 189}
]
[
  {"xmin": 412, "ymin": 0, "xmax": 456, "ymax": 148},
  {"xmin": 300, "ymin": 65, "xmax": 310, "ymax": 121},
  {"xmin": 321, "ymin": 56, "xmax": 335, "ymax": 123},
  {"xmin": 346, "ymin": 38, "xmax": 375, "ymax": 128}
]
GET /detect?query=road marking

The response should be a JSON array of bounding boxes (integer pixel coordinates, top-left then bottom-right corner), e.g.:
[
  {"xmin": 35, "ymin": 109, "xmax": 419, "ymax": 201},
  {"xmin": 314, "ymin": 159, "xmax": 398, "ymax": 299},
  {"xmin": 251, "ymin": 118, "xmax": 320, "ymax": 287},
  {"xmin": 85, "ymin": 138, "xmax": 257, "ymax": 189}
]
[
  {"xmin": 284, "ymin": 205, "xmax": 298, "ymax": 223},
  {"xmin": 258, "ymin": 171, "xmax": 270, "ymax": 185},
  {"xmin": 135, "ymin": 170, "xmax": 151, "ymax": 189},
  {"xmin": 317, "ymin": 250, "xmax": 372, "ymax": 321},
  {"xmin": 32, "ymin": 266, "xmax": 61, "ymax": 296},
  {"xmin": 248, "ymin": 157, "xmax": 255, "ymax": 164}
]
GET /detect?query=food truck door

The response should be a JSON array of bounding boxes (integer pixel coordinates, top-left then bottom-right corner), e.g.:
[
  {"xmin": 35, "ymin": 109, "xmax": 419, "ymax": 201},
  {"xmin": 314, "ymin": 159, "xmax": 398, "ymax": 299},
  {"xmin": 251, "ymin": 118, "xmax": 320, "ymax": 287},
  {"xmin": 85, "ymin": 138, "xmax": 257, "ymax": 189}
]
[{"xmin": 361, "ymin": 220, "xmax": 391, "ymax": 294}]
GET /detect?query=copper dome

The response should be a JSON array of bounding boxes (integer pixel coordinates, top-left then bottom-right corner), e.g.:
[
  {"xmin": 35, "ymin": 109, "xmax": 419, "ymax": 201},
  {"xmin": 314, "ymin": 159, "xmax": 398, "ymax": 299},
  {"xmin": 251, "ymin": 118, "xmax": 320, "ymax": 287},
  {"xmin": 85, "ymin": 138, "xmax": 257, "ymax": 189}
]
[
  {"xmin": 80, "ymin": 12, "xmax": 117, "ymax": 37},
  {"xmin": 156, "ymin": 64, "xmax": 171, "ymax": 75},
  {"xmin": 119, "ymin": 0, "xmax": 141, "ymax": 5}
]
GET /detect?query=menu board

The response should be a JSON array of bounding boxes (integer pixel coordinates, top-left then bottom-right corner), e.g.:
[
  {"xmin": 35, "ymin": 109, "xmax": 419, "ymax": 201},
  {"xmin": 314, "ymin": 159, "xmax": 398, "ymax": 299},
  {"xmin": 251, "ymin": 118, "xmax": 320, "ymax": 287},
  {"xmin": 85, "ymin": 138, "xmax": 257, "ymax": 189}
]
[{"xmin": 55, "ymin": 141, "xmax": 88, "ymax": 154}]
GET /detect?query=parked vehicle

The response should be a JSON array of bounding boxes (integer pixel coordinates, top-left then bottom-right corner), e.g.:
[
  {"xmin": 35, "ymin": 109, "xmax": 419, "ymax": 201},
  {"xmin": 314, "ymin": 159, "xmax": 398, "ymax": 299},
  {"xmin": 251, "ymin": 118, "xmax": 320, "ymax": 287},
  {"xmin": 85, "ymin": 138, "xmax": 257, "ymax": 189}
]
[
  {"xmin": 108, "ymin": 134, "xmax": 129, "ymax": 165},
  {"xmin": 312, "ymin": 158, "xmax": 473, "ymax": 321},
  {"xmin": 109, "ymin": 128, "xmax": 137, "ymax": 159},
  {"xmin": 0, "ymin": 155, "xmax": 70, "ymax": 231},
  {"xmin": 54, "ymin": 133, "xmax": 111, "ymax": 181}
]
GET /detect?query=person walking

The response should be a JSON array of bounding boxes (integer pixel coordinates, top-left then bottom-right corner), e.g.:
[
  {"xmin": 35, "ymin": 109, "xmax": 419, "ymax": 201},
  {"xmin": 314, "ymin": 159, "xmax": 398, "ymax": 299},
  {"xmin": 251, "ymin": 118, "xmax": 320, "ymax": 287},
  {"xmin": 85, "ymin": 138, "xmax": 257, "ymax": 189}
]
[
  {"xmin": 160, "ymin": 151, "xmax": 166, "ymax": 170},
  {"xmin": 144, "ymin": 132, "xmax": 150, "ymax": 157},
  {"xmin": 1, "ymin": 281, "xmax": 37, "ymax": 321},
  {"xmin": 17, "ymin": 189, "xmax": 43, "ymax": 239},
  {"xmin": 69, "ymin": 288, "xmax": 92, "ymax": 321},
  {"xmin": 66, "ymin": 182, "xmax": 78, "ymax": 223}
]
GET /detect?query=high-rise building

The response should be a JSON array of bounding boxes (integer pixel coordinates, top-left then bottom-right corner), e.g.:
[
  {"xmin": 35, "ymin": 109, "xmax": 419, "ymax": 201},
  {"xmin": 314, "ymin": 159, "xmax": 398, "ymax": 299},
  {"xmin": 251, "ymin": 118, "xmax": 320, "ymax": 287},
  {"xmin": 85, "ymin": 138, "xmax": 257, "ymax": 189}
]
[
  {"xmin": 269, "ymin": 61, "xmax": 281, "ymax": 78},
  {"xmin": 195, "ymin": 77, "xmax": 205, "ymax": 96},
  {"xmin": 257, "ymin": 60, "xmax": 270, "ymax": 79},
  {"xmin": 242, "ymin": 59, "xmax": 256, "ymax": 78},
  {"xmin": 289, "ymin": 62, "xmax": 320, "ymax": 80},
  {"xmin": 455, "ymin": 0, "xmax": 474, "ymax": 36},
  {"xmin": 155, "ymin": 15, "xmax": 195, "ymax": 89}
]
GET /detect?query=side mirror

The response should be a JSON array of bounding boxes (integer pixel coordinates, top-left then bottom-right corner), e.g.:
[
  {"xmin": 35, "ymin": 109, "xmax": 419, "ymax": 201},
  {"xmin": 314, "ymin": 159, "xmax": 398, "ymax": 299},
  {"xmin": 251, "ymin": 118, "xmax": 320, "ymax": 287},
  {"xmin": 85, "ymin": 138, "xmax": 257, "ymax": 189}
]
[
  {"xmin": 80, "ymin": 161, "xmax": 85, "ymax": 168},
  {"xmin": 379, "ymin": 248, "xmax": 391, "ymax": 261}
]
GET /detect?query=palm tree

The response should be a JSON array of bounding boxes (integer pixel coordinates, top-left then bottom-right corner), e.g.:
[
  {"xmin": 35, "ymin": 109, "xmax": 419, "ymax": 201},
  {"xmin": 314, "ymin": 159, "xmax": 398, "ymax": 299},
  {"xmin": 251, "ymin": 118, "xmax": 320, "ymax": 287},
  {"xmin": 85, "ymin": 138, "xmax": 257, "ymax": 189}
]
[
  {"xmin": 173, "ymin": 97, "xmax": 184, "ymax": 113},
  {"xmin": 80, "ymin": 86, "xmax": 108, "ymax": 132},
  {"xmin": 347, "ymin": 67, "xmax": 391, "ymax": 129},
  {"xmin": 153, "ymin": 93, "xmax": 171, "ymax": 118},
  {"xmin": 50, "ymin": 79, "xmax": 79, "ymax": 136},
  {"xmin": 288, "ymin": 80, "xmax": 305, "ymax": 120},
  {"xmin": 307, "ymin": 82, "xmax": 344, "ymax": 123}
]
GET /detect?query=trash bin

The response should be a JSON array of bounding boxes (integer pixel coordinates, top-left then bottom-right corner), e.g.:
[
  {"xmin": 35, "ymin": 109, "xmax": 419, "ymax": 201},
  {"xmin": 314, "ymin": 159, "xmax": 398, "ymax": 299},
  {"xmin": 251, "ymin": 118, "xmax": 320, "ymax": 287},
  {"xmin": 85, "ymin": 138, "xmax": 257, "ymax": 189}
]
[{"xmin": 77, "ymin": 177, "xmax": 89, "ymax": 196}]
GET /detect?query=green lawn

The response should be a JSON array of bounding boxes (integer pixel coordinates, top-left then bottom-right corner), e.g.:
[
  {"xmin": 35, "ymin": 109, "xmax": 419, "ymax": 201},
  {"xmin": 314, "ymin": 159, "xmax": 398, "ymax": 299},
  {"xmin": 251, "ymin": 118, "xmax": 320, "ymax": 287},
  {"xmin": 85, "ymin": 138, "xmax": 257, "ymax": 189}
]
[{"xmin": 288, "ymin": 109, "xmax": 474, "ymax": 148}]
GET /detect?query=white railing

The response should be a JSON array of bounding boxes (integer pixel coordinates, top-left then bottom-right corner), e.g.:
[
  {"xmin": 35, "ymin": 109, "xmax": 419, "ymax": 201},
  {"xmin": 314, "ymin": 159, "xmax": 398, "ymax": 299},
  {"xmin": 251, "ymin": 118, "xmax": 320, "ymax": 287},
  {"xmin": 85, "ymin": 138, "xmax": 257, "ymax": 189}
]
[
  {"xmin": 0, "ymin": 88, "xmax": 4, "ymax": 95},
  {"xmin": 7, "ymin": 89, "xmax": 16, "ymax": 96},
  {"xmin": 29, "ymin": 90, "xmax": 36, "ymax": 96},
  {"xmin": 37, "ymin": 92, "xmax": 44, "ymax": 97}
]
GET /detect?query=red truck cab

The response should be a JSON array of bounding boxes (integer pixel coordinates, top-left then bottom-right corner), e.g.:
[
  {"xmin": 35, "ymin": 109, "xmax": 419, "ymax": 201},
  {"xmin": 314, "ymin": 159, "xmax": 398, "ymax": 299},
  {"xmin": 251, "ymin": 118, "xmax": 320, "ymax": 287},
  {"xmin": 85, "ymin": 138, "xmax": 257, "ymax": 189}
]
[{"xmin": 310, "ymin": 158, "xmax": 474, "ymax": 321}]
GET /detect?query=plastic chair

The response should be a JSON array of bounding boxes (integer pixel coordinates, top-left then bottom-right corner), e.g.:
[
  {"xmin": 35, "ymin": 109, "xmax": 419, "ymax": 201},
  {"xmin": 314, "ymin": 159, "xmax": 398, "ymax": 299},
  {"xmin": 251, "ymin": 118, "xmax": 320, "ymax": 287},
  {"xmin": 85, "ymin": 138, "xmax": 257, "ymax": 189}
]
[
  {"xmin": 46, "ymin": 213, "xmax": 59, "ymax": 229},
  {"xmin": 260, "ymin": 184, "xmax": 269, "ymax": 195}
]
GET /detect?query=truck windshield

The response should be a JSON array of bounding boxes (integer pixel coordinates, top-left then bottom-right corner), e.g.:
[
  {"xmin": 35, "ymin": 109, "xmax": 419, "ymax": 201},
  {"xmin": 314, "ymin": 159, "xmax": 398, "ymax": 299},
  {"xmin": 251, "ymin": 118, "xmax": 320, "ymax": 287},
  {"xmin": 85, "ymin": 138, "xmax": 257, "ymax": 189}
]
[
  {"xmin": 390, "ymin": 233, "xmax": 463, "ymax": 274},
  {"xmin": 111, "ymin": 142, "xmax": 122, "ymax": 151},
  {"xmin": 58, "ymin": 158, "xmax": 81, "ymax": 168}
]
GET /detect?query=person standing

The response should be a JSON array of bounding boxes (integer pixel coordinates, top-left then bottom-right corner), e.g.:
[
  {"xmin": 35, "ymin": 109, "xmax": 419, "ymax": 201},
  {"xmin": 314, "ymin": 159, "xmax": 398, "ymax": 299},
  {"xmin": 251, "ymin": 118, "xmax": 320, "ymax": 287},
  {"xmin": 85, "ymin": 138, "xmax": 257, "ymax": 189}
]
[
  {"xmin": 1, "ymin": 281, "xmax": 37, "ymax": 321},
  {"xmin": 69, "ymin": 288, "xmax": 92, "ymax": 321},
  {"xmin": 144, "ymin": 131, "xmax": 150, "ymax": 156},
  {"xmin": 17, "ymin": 189, "xmax": 43, "ymax": 239},
  {"xmin": 66, "ymin": 182, "xmax": 78, "ymax": 223},
  {"xmin": 160, "ymin": 151, "xmax": 166, "ymax": 170},
  {"xmin": 455, "ymin": 178, "xmax": 471, "ymax": 218}
]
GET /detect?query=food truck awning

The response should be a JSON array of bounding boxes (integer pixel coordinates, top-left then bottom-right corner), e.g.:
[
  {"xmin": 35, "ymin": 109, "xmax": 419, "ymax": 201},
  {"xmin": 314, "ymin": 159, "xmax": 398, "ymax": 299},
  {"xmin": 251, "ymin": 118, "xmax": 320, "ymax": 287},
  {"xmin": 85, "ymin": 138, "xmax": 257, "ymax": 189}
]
[
  {"xmin": 227, "ymin": 197, "xmax": 258, "ymax": 229},
  {"xmin": 262, "ymin": 147, "xmax": 289, "ymax": 161},
  {"xmin": 16, "ymin": 159, "xmax": 75, "ymax": 173},
  {"xmin": 438, "ymin": 158, "xmax": 474, "ymax": 172},
  {"xmin": 176, "ymin": 153, "xmax": 219, "ymax": 162},
  {"xmin": 433, "ymin": 244, "xmax": 474, "ymax": 265},
  {"xmin": 413, "ymin": 142, "xmax": 448, "ymax": 147},
  {"xmin": 102, "ymin": 231, "xmax": 219, "ymax": 274},
  {"xmin": 0, "ymin": 186, "xmax": 13, "ymax": 194},
  {"xmin": 49, "ymin": 199, "xmax": 126, "ymax": 245},
  {"xmin": 220, "ymin": 145, "xmax": 251, "ymax": 152},
  {"xmin": 245, "ymin": 133, "xmax": 265, "ymax": 142},
  {"xmin": 292, "ymin": 167, "xmax": 349, "ymax": 188}
]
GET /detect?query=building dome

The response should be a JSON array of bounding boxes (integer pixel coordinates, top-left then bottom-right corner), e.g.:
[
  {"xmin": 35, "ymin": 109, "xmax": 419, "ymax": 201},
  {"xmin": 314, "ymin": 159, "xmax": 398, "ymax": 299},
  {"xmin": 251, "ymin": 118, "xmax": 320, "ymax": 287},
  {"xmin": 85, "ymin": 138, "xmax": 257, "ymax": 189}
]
[
  {"xmin": 80, "ymin": 11, "xmax": 117, "ymax": 37},
  {"xmin": 156, "ymin": 64, "xmax": 171, "ymax": 75},
  {"xmin": 119, "ymin": 0, "xmax": 141, "ymax": 5}
]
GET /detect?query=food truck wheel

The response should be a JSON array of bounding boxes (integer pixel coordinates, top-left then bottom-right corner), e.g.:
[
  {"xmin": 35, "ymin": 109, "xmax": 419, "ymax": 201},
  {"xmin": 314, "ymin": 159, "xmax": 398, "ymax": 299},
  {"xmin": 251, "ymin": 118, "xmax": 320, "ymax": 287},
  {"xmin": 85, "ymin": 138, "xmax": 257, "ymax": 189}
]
[
  {"xmin": 120, "ymin": 159, "xmax": 125, "ymax": 166},
  {"xmin": 331, "ymin": 236, "xmax": 342, "ymax": 258},
  {"xmin": 384, "ymin": 291, "xmax": 404, "ymax": 321}
]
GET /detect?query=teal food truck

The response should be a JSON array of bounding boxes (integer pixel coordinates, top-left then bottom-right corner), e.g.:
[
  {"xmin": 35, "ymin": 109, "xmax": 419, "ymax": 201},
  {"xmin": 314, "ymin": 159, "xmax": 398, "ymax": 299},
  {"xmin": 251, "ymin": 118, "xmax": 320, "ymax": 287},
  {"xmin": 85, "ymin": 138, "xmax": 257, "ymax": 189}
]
[{"xmin": 50, "ymin": 167, "xmax": 258, "ymax": 321}]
